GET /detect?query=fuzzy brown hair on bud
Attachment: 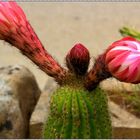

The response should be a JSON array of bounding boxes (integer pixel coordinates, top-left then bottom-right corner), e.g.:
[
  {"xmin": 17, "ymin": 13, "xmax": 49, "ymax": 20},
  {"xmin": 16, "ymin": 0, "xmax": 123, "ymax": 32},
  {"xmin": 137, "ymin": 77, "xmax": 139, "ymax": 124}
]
[
  {"xmin": 66, "ymin": 43, "xmax": 90, "ymax": 75},
  {"xmin": 85, "ymin": 53, "xmax": 111, "ymax": 91}
]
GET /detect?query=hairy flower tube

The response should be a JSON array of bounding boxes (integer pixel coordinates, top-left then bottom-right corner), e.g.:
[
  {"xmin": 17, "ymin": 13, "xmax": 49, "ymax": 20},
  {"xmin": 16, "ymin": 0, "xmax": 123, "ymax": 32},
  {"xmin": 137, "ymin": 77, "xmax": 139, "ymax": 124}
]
[
  {"xmin": 105, "ymin": 37, "xmax": 140, "ymax": 84},
  {"xmin": 0, "ymin": 1, "xmax": 66, "ymax": 83},
  {"xmin": 66, "ymin": 43, "xmax": 90, "ymax": 75}
]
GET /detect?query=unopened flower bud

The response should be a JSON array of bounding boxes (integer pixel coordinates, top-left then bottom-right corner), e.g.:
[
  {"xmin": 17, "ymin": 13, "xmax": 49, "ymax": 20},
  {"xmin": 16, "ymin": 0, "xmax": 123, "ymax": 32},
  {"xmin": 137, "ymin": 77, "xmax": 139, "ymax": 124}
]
[
  {"xmin": 105, "ymin": 37, "xmax": 140, "ymax": 84},
  {"xmin": 66, "ymin": 43, "xmax": 90, "ymax": 75}
]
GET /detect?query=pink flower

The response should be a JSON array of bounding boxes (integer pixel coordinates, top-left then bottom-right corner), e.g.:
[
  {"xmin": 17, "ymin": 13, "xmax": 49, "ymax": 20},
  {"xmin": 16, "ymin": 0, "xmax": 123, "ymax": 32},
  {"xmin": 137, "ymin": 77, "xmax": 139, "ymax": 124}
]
[
  {"xmin": 66, "ymin": 43, "xmax": 90, "ymax": 75},
  {"xmin": 105, "ymin": 37, "xmax": 140, "ymax": 84},
  {"xmin": 0, "ymin": 2, "xmax": 66, "ymax": 83}
]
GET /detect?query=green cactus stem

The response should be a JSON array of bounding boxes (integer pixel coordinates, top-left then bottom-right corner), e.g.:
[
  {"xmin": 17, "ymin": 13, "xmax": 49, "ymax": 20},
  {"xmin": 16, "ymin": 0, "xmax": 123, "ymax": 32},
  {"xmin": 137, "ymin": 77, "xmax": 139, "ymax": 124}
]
[{"xmin": 43, "ymin": 76, "xmax": 112, "ymax": 139}]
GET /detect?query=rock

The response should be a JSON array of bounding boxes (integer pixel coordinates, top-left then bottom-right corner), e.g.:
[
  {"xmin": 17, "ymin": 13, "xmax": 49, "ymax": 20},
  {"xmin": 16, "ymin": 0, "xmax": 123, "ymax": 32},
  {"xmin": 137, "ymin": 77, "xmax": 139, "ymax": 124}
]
[
  {"xmin": 30, "ymin": 91, "xmax": 51, "ymax": 139},
  {"xmin": 109, "ymin": 101, "xmax": 140, "ymax": 138},
  {"xmin": 30, "ymin": 77, "xmax": 59, "ymax": 138},
  {"xmin": 43, "ymin": 77, "xmax": 59, "ymax": 93},
  {"xmin": 100, "ymin": 78, "xmax": 139, "ymax": 93},
  {"xmin": 0, "ymin": 65, "xmax": 41, "ymax": 138}
]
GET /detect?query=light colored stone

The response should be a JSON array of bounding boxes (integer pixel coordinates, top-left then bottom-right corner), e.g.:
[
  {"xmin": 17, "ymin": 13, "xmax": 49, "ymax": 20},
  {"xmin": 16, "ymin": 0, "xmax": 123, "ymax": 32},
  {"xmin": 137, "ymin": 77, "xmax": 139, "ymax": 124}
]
[
  {"xmin": 0, "ymin": 65, "xmax": 41, "ymax": 138},
  {"xmin": 30, "ymin": 77, "xmax": 57, "ymax": 138},
  {"xmin": 30, "ymin": 91, "xmax": 50, "ymax": 139},
  {"xmin": 43, "ymin": 77, "xmax": 59, "ymax": 93},
  {"xmin": 100, "ymin": 78, "xmax": 140, "ymax": 93},
  {"xmin": 110, "ymin": 101, "xmax": 140, "ymax": 128},
  {"xmin": 30, "ymin": 77, "xmax": 59, "ymax": 138},
  {"xmin": 109, "ymin": 101, "xmax": 140, "ymax": 138}
]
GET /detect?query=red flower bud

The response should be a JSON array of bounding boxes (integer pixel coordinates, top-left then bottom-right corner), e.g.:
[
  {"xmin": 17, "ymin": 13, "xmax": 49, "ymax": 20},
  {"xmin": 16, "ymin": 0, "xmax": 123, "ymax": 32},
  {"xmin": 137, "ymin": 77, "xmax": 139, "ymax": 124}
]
[
  {"xmin": 66, "ymin": 43, "xmax": 90, "ymax": 75},
  {"xmin": 105, "ymin": 37, "xmax": 140, "ymax": 84}
]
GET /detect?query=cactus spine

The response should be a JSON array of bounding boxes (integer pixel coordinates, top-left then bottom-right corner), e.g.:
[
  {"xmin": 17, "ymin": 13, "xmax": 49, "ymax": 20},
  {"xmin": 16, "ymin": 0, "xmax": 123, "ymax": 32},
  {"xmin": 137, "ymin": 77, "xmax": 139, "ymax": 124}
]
[{"xmin": 43, "ymin": 84, "xmax": 112, "ymax": 139}]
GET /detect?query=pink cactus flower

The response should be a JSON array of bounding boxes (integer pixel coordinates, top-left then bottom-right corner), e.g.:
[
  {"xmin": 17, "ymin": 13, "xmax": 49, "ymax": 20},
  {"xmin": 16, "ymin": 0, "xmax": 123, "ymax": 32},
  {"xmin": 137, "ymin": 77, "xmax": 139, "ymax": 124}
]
[
  {"xmin": 0, "ymin": 2, "xmax": 66, "ymax": 83},
  {"xmin": 66, "ymin": 43, "xmax": 90, "ymax": 75},
  {"xmin": 105, "ymin": 37, "xmax": 140, "ymax": 84}
]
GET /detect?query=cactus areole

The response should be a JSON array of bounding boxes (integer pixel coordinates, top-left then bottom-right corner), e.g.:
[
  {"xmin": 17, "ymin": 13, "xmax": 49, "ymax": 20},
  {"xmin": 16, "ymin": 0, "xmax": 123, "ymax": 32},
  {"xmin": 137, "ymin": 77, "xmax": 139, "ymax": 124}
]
[{"xmin": 3, "ymin": 1, "xmax": 137, "ymax": 139}]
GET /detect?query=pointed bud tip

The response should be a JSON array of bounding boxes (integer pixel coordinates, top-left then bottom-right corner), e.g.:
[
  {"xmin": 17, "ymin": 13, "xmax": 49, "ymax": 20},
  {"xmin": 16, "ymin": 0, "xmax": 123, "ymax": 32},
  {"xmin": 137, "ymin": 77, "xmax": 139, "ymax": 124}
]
[
  {"xmin": 68, "ymin": 43, "xmax": 90, "ymax": 60},
  {"xmin": 66, "ymin": 43, "xmax": 90, "ymax": 75}
]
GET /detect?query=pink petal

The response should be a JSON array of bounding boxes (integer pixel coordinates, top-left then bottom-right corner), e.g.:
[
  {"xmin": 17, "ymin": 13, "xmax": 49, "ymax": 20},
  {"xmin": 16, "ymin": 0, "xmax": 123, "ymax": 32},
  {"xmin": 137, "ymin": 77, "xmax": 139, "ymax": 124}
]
[
  {"xmin": 108, "ymin": 50, "xmax": 129, "ymax": 73},
  {"xmin": 114, "ymin": 67, "xmax": 129, "ymax": 81}
]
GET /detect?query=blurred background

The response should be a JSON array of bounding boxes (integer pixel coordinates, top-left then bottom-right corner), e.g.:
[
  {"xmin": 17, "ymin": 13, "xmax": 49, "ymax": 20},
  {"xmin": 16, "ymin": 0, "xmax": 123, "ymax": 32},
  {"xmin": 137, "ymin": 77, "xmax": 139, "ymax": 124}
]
[{"xmin": 0, "ymin": 2, "xmax": 140, "ymax": 89}]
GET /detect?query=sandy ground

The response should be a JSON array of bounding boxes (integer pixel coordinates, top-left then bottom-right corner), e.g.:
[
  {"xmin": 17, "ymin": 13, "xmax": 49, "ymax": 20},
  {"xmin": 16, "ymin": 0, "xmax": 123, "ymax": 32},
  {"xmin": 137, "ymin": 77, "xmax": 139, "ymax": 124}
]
[{"xmin": 0, "ymin": 2, "xmax": 140, "ymax": 90}]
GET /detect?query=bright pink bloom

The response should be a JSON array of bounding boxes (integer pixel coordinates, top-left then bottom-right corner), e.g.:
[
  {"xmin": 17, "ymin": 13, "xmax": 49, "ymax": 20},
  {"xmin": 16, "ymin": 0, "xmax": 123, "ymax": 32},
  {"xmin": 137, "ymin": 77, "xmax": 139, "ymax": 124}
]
[
  {"xmin": 66, "ymin": 43, "xmax": 90, "ymax": 75},
  {"xmin": 0, "ymin": 2, "xmax": 66, "ymax": 82},
  {"xmin": 105, "ymin": 37, "xmax": 140, "ymax": 84}
]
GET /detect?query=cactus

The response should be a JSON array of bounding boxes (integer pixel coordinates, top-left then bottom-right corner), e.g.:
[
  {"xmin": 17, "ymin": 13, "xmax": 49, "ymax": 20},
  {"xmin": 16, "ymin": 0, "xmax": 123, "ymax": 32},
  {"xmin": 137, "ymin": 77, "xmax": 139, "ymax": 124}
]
[
  {"xmin": 43, "ymin": 84, "xmax": 112, "ymax": 139},
  {"xmin": 42, "ymin": 44, "xmax": 112, "ymax": 138}
]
